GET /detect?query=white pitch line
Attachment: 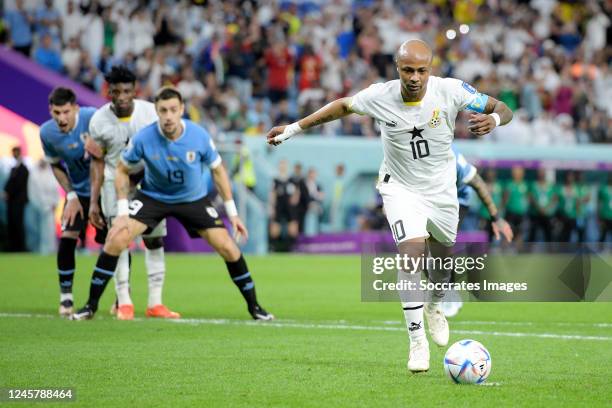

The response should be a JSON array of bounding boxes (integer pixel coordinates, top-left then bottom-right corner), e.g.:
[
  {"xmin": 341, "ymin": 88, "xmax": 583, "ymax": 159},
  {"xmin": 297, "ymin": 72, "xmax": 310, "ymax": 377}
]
[
  {"xmin": 168, "ymin": 318, "xmax": 612, "ymax": 341},
  {"xmin": 1, "ymin": 313, "xmax": 611, "ymax": 341}
]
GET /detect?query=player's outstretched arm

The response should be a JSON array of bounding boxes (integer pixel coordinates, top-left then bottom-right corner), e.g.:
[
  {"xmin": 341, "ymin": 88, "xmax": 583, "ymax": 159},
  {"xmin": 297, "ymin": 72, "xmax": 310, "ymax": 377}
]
[
  {"xmin": 468, "ymin": 172, "xmax": 513, "ymax": 242},
  {"xmin": 50, "ymin": 162, "xmax": 83, "ymax": 227},
  {"xmin": 468, "ymin": 96, "xmax": 513, "ymax": 137},
  {"xmin": 266, "ymin": 97, "xmax": 354, "ymax": 145},
  {"xmin": 211, "ymin": 163, "xmax": 249, "ymax": 242}
]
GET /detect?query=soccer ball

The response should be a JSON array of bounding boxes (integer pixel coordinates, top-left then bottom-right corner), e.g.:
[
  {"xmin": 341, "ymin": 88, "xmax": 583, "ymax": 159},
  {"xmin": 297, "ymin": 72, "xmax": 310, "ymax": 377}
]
[{"xmin": 443, "ymin": 339, "xmax": 491, "ymax": 384}]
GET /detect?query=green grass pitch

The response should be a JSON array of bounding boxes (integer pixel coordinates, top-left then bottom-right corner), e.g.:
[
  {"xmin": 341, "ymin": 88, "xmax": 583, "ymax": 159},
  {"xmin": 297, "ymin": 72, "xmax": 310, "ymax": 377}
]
[{"xmin": 0, "ymin": 253, "xmax": 611, "ymax": 407}]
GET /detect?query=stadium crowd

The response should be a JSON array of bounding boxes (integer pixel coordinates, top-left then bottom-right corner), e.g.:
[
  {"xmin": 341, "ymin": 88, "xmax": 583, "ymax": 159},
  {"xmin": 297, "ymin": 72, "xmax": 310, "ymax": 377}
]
[{"xmin": 1, "ymin": 0, "xmax": 610, "ymax": 143}]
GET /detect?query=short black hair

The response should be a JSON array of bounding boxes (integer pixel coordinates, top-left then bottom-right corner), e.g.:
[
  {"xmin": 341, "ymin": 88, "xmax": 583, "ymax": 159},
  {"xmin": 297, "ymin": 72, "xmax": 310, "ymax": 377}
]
[
  {"xmin": 48, "ymin": 87, "xmax": 76, "ymax": 106},
  {"xmin": 154, "ymin": 87, "xmax": 183, "ymax": 104},
  {"xmin": 104, "ymin": 65, "xmax": 136, "ymax": 85}
]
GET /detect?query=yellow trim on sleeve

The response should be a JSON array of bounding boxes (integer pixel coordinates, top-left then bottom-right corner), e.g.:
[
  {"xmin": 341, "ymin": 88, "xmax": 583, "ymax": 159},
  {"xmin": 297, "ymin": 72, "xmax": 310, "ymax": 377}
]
[{"xmin": 348, "ymin": 97, "xmax": 363, "ymax": 115}]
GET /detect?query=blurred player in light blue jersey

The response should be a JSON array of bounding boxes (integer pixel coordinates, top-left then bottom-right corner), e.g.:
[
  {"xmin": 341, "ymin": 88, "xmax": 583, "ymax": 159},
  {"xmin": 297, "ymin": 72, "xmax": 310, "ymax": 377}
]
[
  {"xmin": 72, "ymin": 87, "xmax": 273, "ymax": 321},
  {"xmin": 39, "ymin": 87, "xmax": 106, "ymax": 317},
  {"xmin": 444, "ymin": 145, "xmax": 513, "ymax": 317}
]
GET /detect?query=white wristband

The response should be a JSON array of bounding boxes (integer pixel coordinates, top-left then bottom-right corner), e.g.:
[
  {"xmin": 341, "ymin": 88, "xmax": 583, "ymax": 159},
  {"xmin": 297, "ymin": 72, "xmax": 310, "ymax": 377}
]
[
  {"xmin": 273, "ymin": 122, "xmax": 303, "ymax": 143},
  {"xmin": 224, "ymin": 200, "xmax": 238, "ymax": 217},
  {"xmin": 66, "ymin": 191, "xmax": 78, "ymax": 201},
  {"xmin": 117, "ymin": 199, "xmax": 129, "ymax": 216},
  {"xmin": 489, "ymin": 113, "xmax": 501, "ymax": 127}
]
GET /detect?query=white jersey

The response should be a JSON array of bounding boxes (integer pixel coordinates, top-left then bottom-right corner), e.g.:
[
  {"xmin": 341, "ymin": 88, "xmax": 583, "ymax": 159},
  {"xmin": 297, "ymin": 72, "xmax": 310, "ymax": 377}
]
[
  {"xmin": 349, "ymin": 76, "xmax": 486, "ymax": 195},
  {"xmin": 89, "ymin": 99, "xmax": 158, "ymax": 181}
]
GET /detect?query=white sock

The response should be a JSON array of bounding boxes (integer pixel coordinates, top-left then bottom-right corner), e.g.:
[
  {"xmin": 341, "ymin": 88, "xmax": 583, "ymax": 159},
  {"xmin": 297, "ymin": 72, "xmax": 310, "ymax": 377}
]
[
  {"xmin": 60, "ymin": 293, "xmax": 73, "ymax": 302},
  {"xmin": 145, "ymin": 247, "xmax": 165, "ymax": 308},
  {"xmin": 115, "ymin": 249, "xmax": 132, "ymax": 305},
  {"xmin": 398, "ymin": 269, "xmax": 426, "ymax": 342}
]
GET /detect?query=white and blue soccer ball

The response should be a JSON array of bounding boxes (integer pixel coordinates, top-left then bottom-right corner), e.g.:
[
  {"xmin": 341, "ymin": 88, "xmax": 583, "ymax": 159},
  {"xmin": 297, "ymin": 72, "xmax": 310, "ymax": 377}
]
[{"xmin": 443, "ymin": 339, "xmax": 491, "ymax": 384}]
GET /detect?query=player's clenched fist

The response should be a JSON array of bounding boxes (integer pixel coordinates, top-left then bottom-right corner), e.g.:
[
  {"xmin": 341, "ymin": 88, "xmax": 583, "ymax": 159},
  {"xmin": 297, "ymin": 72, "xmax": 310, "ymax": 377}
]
[
  {"xmin": 266, "ymin": 125, "xmax": 287, "ymax": 146},
  {"xmin": 468, "ymin": 113, "xmax": 496, "ymax": 136}
]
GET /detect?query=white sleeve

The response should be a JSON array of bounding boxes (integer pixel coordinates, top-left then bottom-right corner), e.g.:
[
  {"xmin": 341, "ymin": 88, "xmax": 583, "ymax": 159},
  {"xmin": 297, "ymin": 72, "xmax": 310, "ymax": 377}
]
[
  {"xmin": 44, "ymin": 155, "xmax": 61, "ymax": 164},
  {"xmin": 88, "ymin": 115, "xmax": 107, "ymax": 148},
  {"xmin": 445, "ymin": 78, "xmax": 487, "ymax": 112},
  {"xmin": 348, "ymin": 83, "xmax": 384, "ymax": 116}
]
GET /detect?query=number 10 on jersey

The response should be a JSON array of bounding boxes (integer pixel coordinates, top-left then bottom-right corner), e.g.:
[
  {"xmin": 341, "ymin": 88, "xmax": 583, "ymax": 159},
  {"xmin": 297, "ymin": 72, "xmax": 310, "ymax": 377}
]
[{"xmin": 410, "ymin": 140, "xmax": 430, "ymax": 159}]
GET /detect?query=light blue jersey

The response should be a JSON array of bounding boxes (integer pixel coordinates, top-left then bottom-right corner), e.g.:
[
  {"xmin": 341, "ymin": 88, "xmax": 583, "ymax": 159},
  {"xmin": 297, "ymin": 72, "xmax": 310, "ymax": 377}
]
[
  {"xmin": 40, "ymin": 107, "xmax": 97, "ymax": 197},
  {"xmin": 453, "ymin": 145, "xmax": 477, "ymax": 207},
  {"xmin": 121, "ymin": 120, "xmax": 221, "ymax": 204}
]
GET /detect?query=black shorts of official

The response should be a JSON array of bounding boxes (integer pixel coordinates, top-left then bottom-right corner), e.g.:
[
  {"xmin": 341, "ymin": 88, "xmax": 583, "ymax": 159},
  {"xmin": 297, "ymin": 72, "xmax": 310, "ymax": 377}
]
[
  {"xmin": 131, "ymin": 191, "xmax": 225, "ymax": 238},
  {"xmin": 273, "ymin": 204, "xmax": 298, "ymax": 223},
  {"xmin": 505, "ymin": 211, "xmax": 525, "ymax": 233},
  {"xmin": 62, "ymin": 194, "xmax": 107, "ymax": 244}
]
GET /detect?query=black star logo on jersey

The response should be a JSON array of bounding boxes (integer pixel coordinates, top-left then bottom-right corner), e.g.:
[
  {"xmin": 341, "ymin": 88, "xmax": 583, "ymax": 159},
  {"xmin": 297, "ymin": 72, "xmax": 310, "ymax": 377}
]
[{"xmin": 409, "ymin": 126, "xmax": 425, "ymax": 139}]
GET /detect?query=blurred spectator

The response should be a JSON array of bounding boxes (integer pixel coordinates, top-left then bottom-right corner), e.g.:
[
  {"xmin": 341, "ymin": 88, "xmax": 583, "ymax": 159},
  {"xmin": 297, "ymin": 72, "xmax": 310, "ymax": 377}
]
[
  {"xmin": 557, "ymin": 113, "xmax": 577, "ymax": 145},
  {"xmin": 153, "ymin": 4, "xmax": 180, "ymax": 47},
  {"xmin": 264, "ymin": 39, "xmax": 293, "ymax": 103},
  {"xmin": 502, "ymin": 167, "xmax": 528, "ymax": 244},
  {"xmin": 130, "ymin": 7, "xmax": 155, "ymax": 56},
  {"xmin": 61, "ymin": 37, "xmax": 82, "ymax": 79},
  {"xmin": 3, "ymin": 147, "xmax": 28, "ymax": 252},
  {"xmin": 76, "ymin": 51, "xmax": 100, "ymax": 90},
  {"xmin": 61, "ymin": 0, "xmax": 84, "ymax": 45},
  {"xmin": 575, "ymin": 172, "xmax": 591, "ymax": 243},
  {"xmin": 26, "ymin": 160, "xmax": 59, "ymax": 254},
  {"xmin": 269, "ymin": 159, "xmax": 299, "ymax": 252},
  {"xmin": 230, "ymin": 139, "xmax": 257, "ymax": 192},
  {"xmin": 329, "ymin": 163, "xmax": 345, "ymax": 232},
  {"xmin": 273, "ymin": 99, "xmax": 296, "ymax": 125},
  {"xmin": 357, "ymin": 194, "xmax": 387, "ymax": 231},
  {"xmin": 34, "ymin": 0, "xmax": 61, "ymax": 44},
  {"xmin": 557, "ymin": 171, "xmax": 579, "ymax": 242},
  {"xmin": 528, "ymin": 168, "xmax": 558, "ymax": 242},
  {"xmin": 34, "ymin": 33, "xmax": 63, "ymax": 73},
  {"xmin": 598, "ymin": 174, "xmax": 612, "ymax": 243},
  {"xmin": 177, "ymin": 66, "xmax": 207, "ymax": 107},
  {"xmin": 4, "ymin": 0, "xmax": 34, "ymax": 56},
  {"xmin": 290, "ymin": 163, "xmax": 308, "ymax": 233},
  {"xmin": 584, "ymin": 3, "xmax": 610, "ymax": 59},
  {"xmin": 81, "ymin": 9, "xmax": 104, "ymax": 65},
  {"xmin": 303, "ymin": 167, "xmax": 324, "ymax": 236},
  {"xmin": 223, "ymin": 34, "xmax": 255, "ymax": 105},
  {"xmin": 245, "ymin": 99, "xmax": 271, "ymax": 135}
]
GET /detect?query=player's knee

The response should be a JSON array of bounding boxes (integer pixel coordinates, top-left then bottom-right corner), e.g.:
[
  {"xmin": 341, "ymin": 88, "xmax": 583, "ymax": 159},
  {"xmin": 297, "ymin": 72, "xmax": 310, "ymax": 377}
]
[
  {"xmin": 104, "ymin": 227, "xmax": 129, "ymax": 255},
  {"xmin": 143, "ymin": 237, "xmax": 163, "ymax": 250},
  {"xmin": 61, "ymin": 230, "xmax": 80, "ymax": 240},
  {"xmin": 216, "ymin": 238, "xmax": 240, "ymax": 261},
  {"xmin": 398, "ymin": 240, "xmax": 426, "ymax": 260}
]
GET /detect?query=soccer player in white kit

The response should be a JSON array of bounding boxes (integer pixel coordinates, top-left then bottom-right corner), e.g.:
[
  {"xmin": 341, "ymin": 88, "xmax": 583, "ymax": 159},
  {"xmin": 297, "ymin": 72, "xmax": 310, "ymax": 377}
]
[
  {"xmin": 86, "ymin": 66, "xmax": 180, "ymax": 320},
  {"xmin": 266, "ymin": 40, "xmax": 513, "ymax": 372}
]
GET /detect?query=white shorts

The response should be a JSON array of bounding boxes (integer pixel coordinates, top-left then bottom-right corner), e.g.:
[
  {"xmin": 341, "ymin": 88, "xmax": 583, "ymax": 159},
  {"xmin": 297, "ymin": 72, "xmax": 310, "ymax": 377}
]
[
  {"xmin": 101, "ymin": 180, "xmax": 167, "ymax": 238},
  {"xmin": 378, "ymin": 179, "xmax": 458, "ymax": 246}
]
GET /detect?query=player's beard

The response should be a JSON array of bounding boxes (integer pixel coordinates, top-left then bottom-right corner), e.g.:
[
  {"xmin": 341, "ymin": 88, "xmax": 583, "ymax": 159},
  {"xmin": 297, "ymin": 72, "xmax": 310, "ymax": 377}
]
[{"xmin": 163, "ymin": 122, "xmax": 178, "ymax": 138}]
